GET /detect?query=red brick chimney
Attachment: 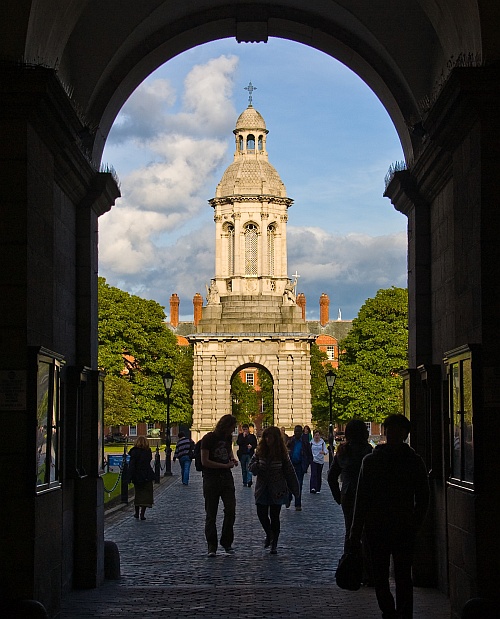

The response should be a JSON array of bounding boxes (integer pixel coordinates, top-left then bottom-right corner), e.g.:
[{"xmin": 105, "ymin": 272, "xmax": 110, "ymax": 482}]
[
  {"xmin": 320, "ymin": 293, "xmax": 330, "ymax": 326},
  {"xmin": 169, "ymin": 293, "xmax": 179, "ymax": 327},
  {"xmin": 193, "ymin": 293, "xmax": 203, "ymax": 326},
  {"xmin": 296, "ymin": 293, "xmax": 306, "ymax": 320}
]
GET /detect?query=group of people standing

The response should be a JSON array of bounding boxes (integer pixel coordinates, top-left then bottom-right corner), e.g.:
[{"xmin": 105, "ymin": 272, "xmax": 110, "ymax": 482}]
[{"xmin": 128, "ymin": 412, "xmax": 429, "ymax": 619}]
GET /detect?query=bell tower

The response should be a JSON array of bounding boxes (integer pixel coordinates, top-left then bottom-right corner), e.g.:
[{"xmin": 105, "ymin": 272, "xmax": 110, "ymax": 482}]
[{"xmin": 189, "ymin": 85, "xmax": 314, "ymax": 438}]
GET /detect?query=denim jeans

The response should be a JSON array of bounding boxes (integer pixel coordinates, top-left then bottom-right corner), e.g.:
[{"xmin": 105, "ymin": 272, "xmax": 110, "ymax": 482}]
[
  {"xmin": 239, "ymin": 454, "xmax": 251, "ymax": 484},
  {"xmin": 179, "ymin": 455, "xmax": 192, "ymax": 485}
]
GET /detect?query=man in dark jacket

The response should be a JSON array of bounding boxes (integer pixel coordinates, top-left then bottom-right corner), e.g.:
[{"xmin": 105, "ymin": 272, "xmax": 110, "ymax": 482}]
[
  {"xmin": 287, "ymin": 425, "xmax": 312, "ymax": 511},
  {"xmin": 350, "ymin": 414, "xmax": 430, "ymax": 619},
  {"xmin": 236, "ymin": 424, "xmax": 257, "ymax": 487}
]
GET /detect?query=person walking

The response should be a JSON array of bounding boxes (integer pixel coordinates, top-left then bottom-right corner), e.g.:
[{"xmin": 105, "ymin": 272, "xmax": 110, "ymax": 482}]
[
  {"xmin": 200, "ymin": 414, "xmax": 239, "ymax": 557},
  {"xmin": 173, "ymin": 431, "xmax": 195, "ymax": 485},
  {"xmin": 328, "ymin": 419, "xmax": 373, "ymax": 551},
  {"xmin": 236, "ymin": 424, "xmax": 258, "ymax": 487},
  {"xmin": 286, "ymin": 425, "xmax": 312, "ymax": 511},
  {"xmin": 249, "ymin": 426, "xmax": 299, "ymax": 555},
  {"xmin": 128, "ymin": 436, "xmax": 155, "ymax": 520},
  {"xmin": 309, "ymin": 430, "xmax": 327, "ymax": 494},
  {"xmin": 350, "ymin": 414, "xmax": 430, "ymax": 619}
]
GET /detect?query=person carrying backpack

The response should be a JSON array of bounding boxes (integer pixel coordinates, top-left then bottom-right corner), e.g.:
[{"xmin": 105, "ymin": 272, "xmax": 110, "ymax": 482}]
[{"xmin": 200, "ymin": 414, "xmax": 238, "ymax": 557}]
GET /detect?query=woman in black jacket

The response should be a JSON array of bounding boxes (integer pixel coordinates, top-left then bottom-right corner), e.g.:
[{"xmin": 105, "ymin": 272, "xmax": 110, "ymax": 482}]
[{"xmin": 128, "ymin": 436, "xmax": 154, "ymax": 520}]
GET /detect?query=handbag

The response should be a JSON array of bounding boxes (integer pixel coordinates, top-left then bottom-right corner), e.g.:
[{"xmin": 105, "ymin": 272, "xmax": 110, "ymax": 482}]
[{"xmin": 335, "ymin": 550, "xmax": 362, "ymax": 591}]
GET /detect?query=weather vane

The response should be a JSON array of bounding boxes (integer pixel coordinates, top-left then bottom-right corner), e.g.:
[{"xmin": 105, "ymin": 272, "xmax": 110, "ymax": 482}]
[{"xmin": 244, "ymin": 81, "xmax": 256, "ymax": 106}]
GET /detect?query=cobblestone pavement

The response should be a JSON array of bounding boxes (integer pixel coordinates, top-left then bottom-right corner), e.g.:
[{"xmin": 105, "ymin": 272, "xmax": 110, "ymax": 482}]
[{"xmin": 62, "ymin": 466, "xmax": 450, "ymax": 618}]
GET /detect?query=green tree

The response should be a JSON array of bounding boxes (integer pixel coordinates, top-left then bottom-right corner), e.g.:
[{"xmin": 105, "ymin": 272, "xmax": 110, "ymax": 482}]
[
  {"xmin": 310, "ymin": 344, "xmax": 330, "ymax": 433},
  {"xmin": 258, "ymin": 368, "xmax": 274, "ymax": 427},
  {"xmin": 98, "ymin": 277, "xmax": 193, "ymax": 427},
  {"xmin": 231, "ymin": 374, "xmax": 259, "ymax": 425},
  {"xmin": 332, "ymin": 287, "xmax": 408, "ymax": 424},
  {"xmin": 103, "ymin": 374, "xmax": 133, "ymax": 428}
]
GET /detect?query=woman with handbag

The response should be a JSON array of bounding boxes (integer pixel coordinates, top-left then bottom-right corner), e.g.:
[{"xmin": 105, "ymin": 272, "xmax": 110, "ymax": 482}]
[
  {"xmin": 128, "ymin": 435, "xmax": 155, "ymax": 520},
  {"xmin": 249, "ymin": 426, "xmax": 299, "ymax": 555}
]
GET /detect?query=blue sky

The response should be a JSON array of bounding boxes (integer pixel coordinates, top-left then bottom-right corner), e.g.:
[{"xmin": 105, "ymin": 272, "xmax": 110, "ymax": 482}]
[{"xmin": 100, "ymin": 38, "xmax": 407, "ymax": 321}]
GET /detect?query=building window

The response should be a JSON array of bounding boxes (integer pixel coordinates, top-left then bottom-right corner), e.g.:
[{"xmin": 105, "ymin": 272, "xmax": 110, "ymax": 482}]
[
  {"xmin": 245, "ymin": 372, "xmax": 255, "ymax": 385},
  {"xmin": 258, "ymin": 135, "xmax": 263, "ymax": 151},
  {"xmin": 365, "ymin": 422, "xmax": 372, "ymax": 436},
  {"xmin": 326, "ymin": 345, "xmax": 335, "ymax": 360},
  {"xmin": 267, "ymin": 224, "xmax": 275, "ymax": 275},
  {"xmin": 238, "ymin": 135, "xmax": 243, "ymax": 151},
  {"xmin": 444, "ymin": 345, "xmax": 475, "ymax": 489},
  {"xmin": 245, "ymin": 223, "xmax": 258, "ymax": 275},
  {"xmin": 226, "ymin": 224, "xmax": 234, "ymax": 275},
  {"xmin": 147, "ymin": 422, "xmax": 155, "ymax": 432},
  {"xmin": 35, "ymin": 348, "xmax": 64, "ymax": 492},
  {"xmin": 247, "ymin": 134, "xmax": 255, "ymax": 151},
  {"xmin": 129, "ymin": 425, "xmax": 137, "ymax": 437}
]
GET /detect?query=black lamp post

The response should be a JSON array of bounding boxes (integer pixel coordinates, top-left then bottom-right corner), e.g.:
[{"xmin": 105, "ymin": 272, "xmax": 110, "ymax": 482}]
[
  {"xmin": 162, "ymin": 371, "xmax": 174, "ymax": 476},
  {"xmin": 325, "ymin": 369, "xmax": 337, "ymax": 466}
]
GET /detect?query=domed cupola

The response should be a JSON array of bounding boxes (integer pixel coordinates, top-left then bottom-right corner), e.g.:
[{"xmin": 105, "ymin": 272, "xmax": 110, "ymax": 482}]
[{"xmin": 214, "ymin": 84, "xmax": 287, "ymax": 198}]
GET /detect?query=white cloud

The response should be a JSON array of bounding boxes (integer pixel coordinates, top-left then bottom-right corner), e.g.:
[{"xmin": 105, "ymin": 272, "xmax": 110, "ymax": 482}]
[
  {"xmin": 99, "ymin": 223, "xmax": 407, "ymax": 321},
  {"xmin": 100, "ymin": 55, "xmax": 240, "ymax": 279}
]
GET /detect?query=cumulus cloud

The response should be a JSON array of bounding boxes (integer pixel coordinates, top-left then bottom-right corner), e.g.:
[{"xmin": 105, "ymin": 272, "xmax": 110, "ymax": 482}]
[
  {"xmin": 99, "ymin": 223, "xmax": 407, "ymax": 321},
  {"xmin": 287, "ymin": 227, "xmax": 407, "ymax": 318},
  {"xmin": 100, "ymin": 55, "xmax": 239, "ymax": 285}
]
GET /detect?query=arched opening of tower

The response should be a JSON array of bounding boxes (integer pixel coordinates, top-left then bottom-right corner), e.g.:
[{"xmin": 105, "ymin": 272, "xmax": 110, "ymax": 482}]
[{"xmin": 231, "ymin": 366, "xmax": 274, "ymax": 432}]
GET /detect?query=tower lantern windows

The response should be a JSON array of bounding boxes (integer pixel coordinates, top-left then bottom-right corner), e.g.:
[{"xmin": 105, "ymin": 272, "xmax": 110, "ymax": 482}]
[
  {"xmin": 247, "ymin": 134, "xmax": 255, "ymax": 152},
  {"xmin": 238, "ymin": 135, "xmax": 243, "ymax": 151},
  {"xmin": 258, "ymin": 135, "xmax": 263, "ymax": 151},
  {"xmin": 244, "ymin": 223, "xmax": 258, "ymax": 275}
]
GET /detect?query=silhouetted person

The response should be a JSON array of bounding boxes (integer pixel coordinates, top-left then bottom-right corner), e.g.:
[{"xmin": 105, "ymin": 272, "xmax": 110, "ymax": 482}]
[
  {"xmin": 350, "ymin": 415, "xmax": 429, "ymax": 619},
  {"xmin": 236, "ymin": 423, "xmax": 257, "ymax": 487},
  {"xmin": 249, "ymin": 426, "xmax": 299, "ymax": 554},
  {"xmin": 287, "ymin": 425, "xmax": 312, "ymax": 511},
  {"xmin": 173, "ymin": 431, "xmax": 195, "ymax": 485},
  {"xmin": 328, "ymin": 419, "xmax": 373, "ymax": 551},
  {"xmin": 200, "ymin": 414, "xmax": 238, "ymax": 556},
  {"xmin": 128, "ymin": 436, "xmax": 155, "ymax": 520}
]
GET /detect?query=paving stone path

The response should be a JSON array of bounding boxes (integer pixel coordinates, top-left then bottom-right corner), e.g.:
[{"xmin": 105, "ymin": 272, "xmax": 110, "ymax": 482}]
[{"xmin": 62, "ymin": 465, "xmax": 451, "ymax": 618}]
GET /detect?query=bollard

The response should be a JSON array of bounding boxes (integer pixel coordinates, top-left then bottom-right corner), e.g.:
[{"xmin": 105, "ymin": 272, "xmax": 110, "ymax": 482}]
[
  {"xmin": 104, "ymin": 541, "xmax": 121, "ymax": 580},
  {"xmin": 120, "ymin": 446, "xmax": 129, "ymax": 503},
  {"xmin": 154, "ymin": 445, "xmax": 161, "ymax": 483}
]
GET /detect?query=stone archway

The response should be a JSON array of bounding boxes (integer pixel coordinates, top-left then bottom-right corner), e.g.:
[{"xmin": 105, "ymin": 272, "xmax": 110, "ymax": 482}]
[
  {"xmin": 2, "ymin": 3, "xmax": 500, "ymax": 617},
  {"xmin": 189, "ymin": 333, "xmax": 315, "ymax": 442}
]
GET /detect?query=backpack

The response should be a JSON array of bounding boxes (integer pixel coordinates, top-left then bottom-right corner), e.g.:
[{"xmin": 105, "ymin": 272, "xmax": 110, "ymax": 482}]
[{"xmin": 194, "ymin": 440, "xmax": 203, "ymax": 472}]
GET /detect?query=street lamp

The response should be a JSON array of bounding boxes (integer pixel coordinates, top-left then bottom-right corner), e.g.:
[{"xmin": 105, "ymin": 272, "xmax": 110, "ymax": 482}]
[
  {"xmin": 162, "ymin": 371, "xmax": 174, "ymax": 476},
  {"xmin": 325, "ymin": 369, "xmax": 337, "ymax": 466}
]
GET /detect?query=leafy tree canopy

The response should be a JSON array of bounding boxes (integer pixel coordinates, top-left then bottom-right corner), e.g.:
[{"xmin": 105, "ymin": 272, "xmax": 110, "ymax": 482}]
[
  {"xmin": 231, "ymin": 373, "xmax": 259, "ymax": 425},
  {"xmin": 332, "ymin": 287, "xmax": 408, "ymax": 424},
  {"xmin": 310, "ymin": 344, "xmax": 330, "ymax": 434},
  {"xmin": 98, "ymin": 277, "xmax": 193, "ymax": 428},
  {"xmin": 258, "ymin": 368, "xmax": 274, "ymax": 428}
]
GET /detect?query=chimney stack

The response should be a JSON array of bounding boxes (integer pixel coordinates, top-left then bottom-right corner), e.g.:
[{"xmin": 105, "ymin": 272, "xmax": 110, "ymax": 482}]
[
  {"xmin": 169, "ymin": 293, "xmax": 179, "ymax": 327},
  {"xmin": 296, "ymin": 293, "xmax": 306, "ymax": 320},
  {"xmin": 193, "ymin": 293, "xmax": 203, "ymax": 326},
  {"xmin": 320, "ymin": 293, "xmax": 330, "ymax": 326}
]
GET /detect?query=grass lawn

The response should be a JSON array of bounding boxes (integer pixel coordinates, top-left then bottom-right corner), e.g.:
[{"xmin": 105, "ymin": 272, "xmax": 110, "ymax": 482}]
[{"xmin": 102, "ymin": 471, "xmax": 133, "ymax": 504}]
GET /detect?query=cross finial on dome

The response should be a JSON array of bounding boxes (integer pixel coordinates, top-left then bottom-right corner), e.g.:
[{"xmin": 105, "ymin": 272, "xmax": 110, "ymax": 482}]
[{"xmin": 244, "ymin": 81, "xmax": 256, "ymax": 106}]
